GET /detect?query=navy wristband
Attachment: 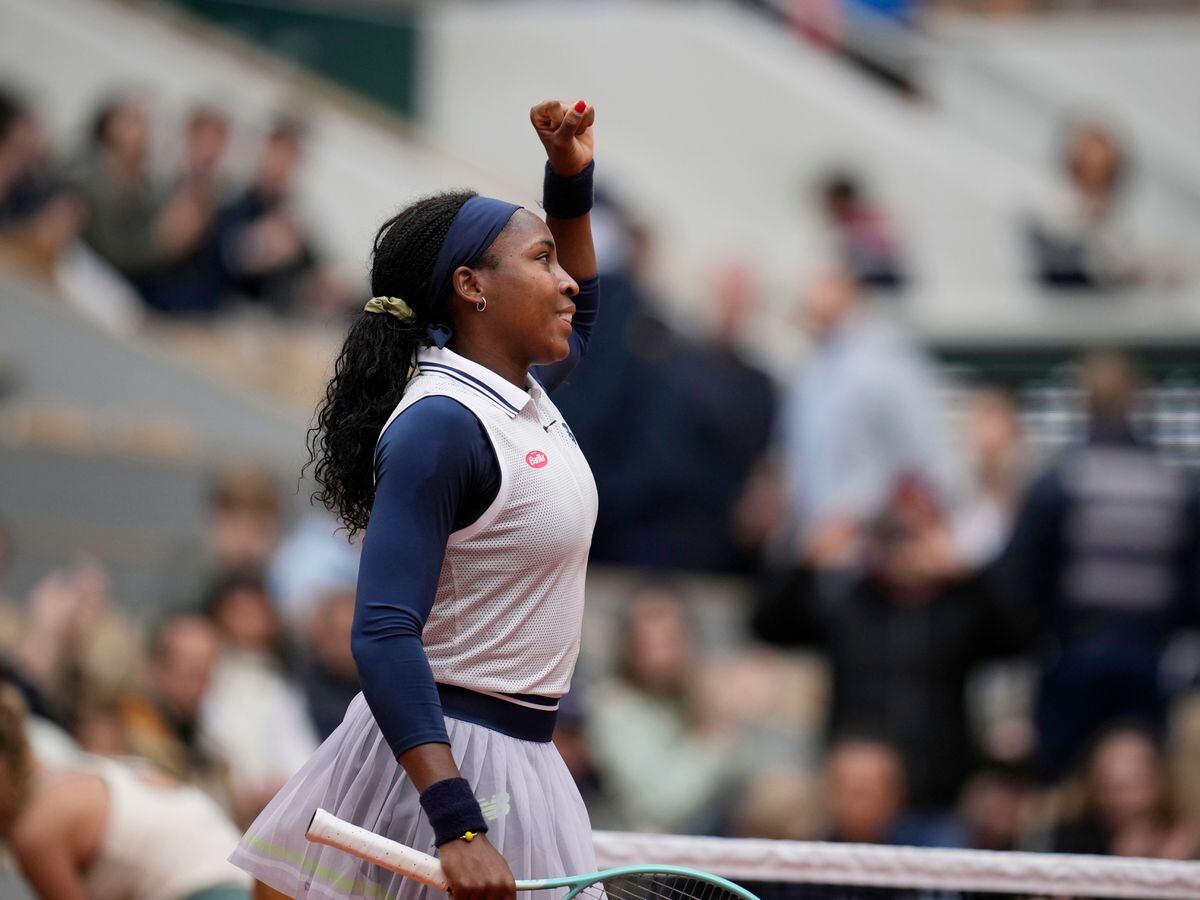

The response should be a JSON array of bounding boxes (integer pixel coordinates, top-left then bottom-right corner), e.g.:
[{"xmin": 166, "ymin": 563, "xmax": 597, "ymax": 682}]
[
  {"xmin": 543, "ymin": 160, "xmax": 594, "ymax": 219},
  {"xmin": 419, "ymin": 777, "xmax": 488, "ymax": 847}
]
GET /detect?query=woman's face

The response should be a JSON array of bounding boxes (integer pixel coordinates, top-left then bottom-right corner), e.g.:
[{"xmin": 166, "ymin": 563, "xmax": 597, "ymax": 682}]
[
  {"xmin": 623, "ymin": 590, "xmax": 691, "ymax": 692},
  {"xmin": 1069, "ymin": 126, "xmax": 1120, "ymax": 195},
  {"xmin": 1090, "ymin": 730, "xmax": 1163, "ymax": 828},
  {"xmin": 469, "ymin": 210, "xmax": 578, "ymax": 367},
  {"xmin": 105, "ymin": 101, "xmax": 150, "ymax": 165}
]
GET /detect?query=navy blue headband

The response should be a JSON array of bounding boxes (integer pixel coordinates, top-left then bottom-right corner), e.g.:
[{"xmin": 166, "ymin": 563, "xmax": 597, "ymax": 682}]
[{"xmin": 429, "ymin": 195, "xmax": 522, "ymax": 307}]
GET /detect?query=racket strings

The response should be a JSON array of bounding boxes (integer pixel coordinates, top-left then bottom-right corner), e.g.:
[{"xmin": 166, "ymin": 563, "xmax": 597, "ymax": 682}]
[{"xmin": 578, "ymin": 873, "xmax": 744, "ymax": 900}]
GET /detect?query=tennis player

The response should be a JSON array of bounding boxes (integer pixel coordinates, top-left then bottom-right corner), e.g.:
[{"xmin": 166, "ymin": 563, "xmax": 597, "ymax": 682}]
[{"xmin": 229, "ymin": 98, "xmax": 600, "ymax": 900}]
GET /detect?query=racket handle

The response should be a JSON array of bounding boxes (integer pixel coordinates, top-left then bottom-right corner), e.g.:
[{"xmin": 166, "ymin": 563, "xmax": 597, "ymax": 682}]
[{"xmin": 306, "ymin": 808, "xmax": 451, "ymax": 892}]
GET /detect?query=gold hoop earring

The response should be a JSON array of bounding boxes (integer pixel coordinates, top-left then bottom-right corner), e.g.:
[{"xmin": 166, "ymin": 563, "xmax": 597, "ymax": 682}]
[{"xmin": 475, "ymin": 297, "xmax": 487, "ymax": 312}]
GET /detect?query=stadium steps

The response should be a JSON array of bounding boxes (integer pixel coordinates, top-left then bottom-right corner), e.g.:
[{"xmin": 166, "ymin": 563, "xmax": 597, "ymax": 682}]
[{"xmin": 0, "ymin": 273, "xmax": 314, "ymax": 605}]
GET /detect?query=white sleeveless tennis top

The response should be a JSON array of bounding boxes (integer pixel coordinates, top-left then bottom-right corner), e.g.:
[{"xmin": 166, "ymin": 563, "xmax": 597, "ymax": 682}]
[{"xmin": 379, "ymin": 346, "xmax": 598, "ymax": 699}]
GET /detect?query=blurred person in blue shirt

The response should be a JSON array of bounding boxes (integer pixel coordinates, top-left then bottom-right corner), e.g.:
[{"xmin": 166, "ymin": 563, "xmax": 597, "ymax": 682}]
[
  {"xmin": 782, "ymin": 265, "xmax": 961, "ymax": 572},
  {"xmin": 1003, "ymin": 351, "xmax": 1200, "ymax": 780}
]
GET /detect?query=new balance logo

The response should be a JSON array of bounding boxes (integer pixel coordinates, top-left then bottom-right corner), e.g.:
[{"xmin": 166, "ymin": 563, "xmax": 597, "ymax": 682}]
[{"xmin": 478, "ymin": 792, "xmax": 511, "ymax": 822}]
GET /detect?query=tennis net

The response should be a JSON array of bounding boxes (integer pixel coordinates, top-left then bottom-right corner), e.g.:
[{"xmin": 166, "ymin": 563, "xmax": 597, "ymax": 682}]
[{"xmin": 593, "ymin": 831, "xmax": 1200, "ymax": 900}]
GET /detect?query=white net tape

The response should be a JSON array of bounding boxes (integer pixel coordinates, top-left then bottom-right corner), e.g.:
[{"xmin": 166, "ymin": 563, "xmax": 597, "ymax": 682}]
[{"xmin": 594, "ymin": 831, "xmax": 1200, "ymax": 899}]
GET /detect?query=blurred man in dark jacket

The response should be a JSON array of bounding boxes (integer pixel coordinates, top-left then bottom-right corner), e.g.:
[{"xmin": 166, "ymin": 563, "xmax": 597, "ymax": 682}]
[
  {"xmin": 757, "ymin": 477, "xmax": 1030, "ymax": 812},
  {"xmin": 1003, "ymin": 352, "xmax": 1200, "ymax": 780}
]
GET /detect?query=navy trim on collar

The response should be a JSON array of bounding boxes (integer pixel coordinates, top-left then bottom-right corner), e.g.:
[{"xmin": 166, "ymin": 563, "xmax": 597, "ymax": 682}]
[{"xmin": 415, "ymin": 347, "xmax": 533, "ymax": 419}]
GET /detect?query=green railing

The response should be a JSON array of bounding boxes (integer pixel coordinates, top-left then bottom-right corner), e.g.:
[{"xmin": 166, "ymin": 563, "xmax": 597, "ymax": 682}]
[
  {"xmin": 934, "ymin": 345, "xmax": 1200, "ymax": 389},
  {"xmin": 166, "ymin": 0, "xmax": 421, "ymax": 118}
]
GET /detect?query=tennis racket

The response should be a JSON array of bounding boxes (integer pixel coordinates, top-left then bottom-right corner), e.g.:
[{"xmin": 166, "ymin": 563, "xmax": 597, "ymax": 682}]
[{"xmin": 306, "ymin": 808, "xmax": 760, "ymax": 900}]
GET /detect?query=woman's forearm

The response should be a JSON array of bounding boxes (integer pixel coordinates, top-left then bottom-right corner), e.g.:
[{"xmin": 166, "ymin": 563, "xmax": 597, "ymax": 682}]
[
  {"xmin": 547, "ymin": 212, "xmax": 596, "ymax": 283},
  {"xmin": 397, "ymin": 742, "xmax": 463, "ymax": 792}
]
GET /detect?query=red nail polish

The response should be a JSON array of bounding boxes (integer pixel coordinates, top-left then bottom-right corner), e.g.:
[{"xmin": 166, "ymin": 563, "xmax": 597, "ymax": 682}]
[{"xmin": 574, "ymin": 99, "xmax": 587, "ymax": 113}]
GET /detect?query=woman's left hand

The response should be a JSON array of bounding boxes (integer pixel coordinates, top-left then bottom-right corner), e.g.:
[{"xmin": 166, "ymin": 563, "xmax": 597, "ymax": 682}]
[{"xmin": 530, "ymin": 99, "xmax": 595, "ymax": 177}]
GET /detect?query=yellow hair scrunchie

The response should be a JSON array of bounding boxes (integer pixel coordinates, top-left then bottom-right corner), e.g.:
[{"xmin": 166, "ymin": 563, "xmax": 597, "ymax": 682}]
[{"xmin": 364, "ymin": 296, "xmax": 416, "ymax": 322}]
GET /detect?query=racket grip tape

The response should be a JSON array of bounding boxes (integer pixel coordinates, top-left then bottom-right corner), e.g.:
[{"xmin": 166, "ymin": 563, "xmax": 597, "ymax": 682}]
[{"xmin": 306, "ymin": 808, "xmax": 451, "ymax": 892}]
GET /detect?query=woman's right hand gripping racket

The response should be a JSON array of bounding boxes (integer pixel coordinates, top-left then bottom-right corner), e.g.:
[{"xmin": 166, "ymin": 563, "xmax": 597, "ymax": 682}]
[{"xmin": 306, "ymin": 809, "xmax": 760, "ymax": 900}]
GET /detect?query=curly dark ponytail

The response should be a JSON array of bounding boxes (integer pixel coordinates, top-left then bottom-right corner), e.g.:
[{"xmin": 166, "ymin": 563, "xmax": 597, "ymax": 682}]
[{"xmin": 307, "ymin": 190, "xmax": 478, "ymax": 535}]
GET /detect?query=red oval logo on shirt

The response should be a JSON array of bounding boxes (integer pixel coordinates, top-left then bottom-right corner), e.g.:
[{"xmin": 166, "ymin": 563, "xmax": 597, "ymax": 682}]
[{"xmin": 525, "ymin": 450, "xmax": 549, "ymax": 469}]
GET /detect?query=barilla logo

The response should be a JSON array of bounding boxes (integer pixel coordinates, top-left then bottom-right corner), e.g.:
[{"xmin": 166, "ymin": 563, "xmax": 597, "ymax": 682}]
[{"xmin": 525, "ymin": 450, "xmax": 548, "ymax": 469}]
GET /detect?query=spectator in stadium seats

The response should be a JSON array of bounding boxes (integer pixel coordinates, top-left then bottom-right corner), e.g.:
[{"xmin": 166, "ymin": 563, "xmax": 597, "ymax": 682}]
[
  {"xmin": 0, "ymin": 90, "xmax": 75, "ymax": 268},
  {"xmin": 595, "ymin": 259, "xmax": 776, "ymax": 573},
  {"xmin": 0, "ymin": 687, "xmax": 252, "ymax": 900},
  {"xmin": 1002, "ymin": 352, "xmax": 1200, "ymax": 780},
  {"xmin": 69, "ymin": 93, "xmax": 163, "ymax": 285},
  {"xmin": 586, "ymin": 583, "xmax": 739, "ymax": 833},
  {"xmin": 161, "ymin": 462, "xmax": 284, "ymax": 613},
  {"xmin": 1027, "ymin": 119, "xmax": 1180, "ymax": 290},
  {"xmin": 822, "ymin": 735, "xmax": 958, "ymax": 847},
  {"xmin": 6, "ymin": 559, "xmax": 143, "ymax": 733},
  {"xmin": 954, "ymin": 388, "xmax": 1027, "ymax": 570},
  {"xmin": 267, "ymin": 511, "xmax": 361, "ymax": 633},
  {"xmin": 817, "ymin": 171, "xmax": 906, "ymax": 291},
  {"xmin": 0, "ymin": 171, "xmax": 145, "ymax": 333},
  {"xmin": 824, "ymin": 736, "xmax": 904, "ymax": 844},
  {"xmin": 116, "ymin": 613, "xmax": 232, "ymax": 806},
  {"xmin": 781, "ymin": 265, "xmax": 962, "ymax": 572},
  {"xmin": 0, "ymin": 88, "xmax": 144, "ymax": 331},
  {"xmin": 1043, "ymin": 723, "xmax": 1200, "ymax": 858},
  {"xmin": 0, "ymin": 177, "xmax": 88, "ymax": 286},
  {"xmin": 953, "ymin": 390, "xmax": 1037, "ymax": 764},
  {"xmin": 0, "ymin": 533, "xmax": 62, "ymax": 737},
  {"xmin": 551, "ymin": 193, "xmax": 662, "ymax": 564},
  {"xmin": 70, "ymin": 94, "xmax": 224, "ymax": 317},
  {"xmin": 758, "ymin": 477, "xmax": 1030, "ymax": 812},
  {"xmin": 199, "ymin": 572, "xmax": 317, "ymax": 825},
  {"xmin": 727, "ymin": 769, "xmax": 820, "ymax": 840},
  {"xmin": 137, "ymin": 103, "xmax": 232, "ymax": 315},
  {"xmin": 956, "ymin": 758, "xmax": 1039, "ymax": 851},
  {"xmin": 0, "ymin": 86, "xmax": 51, "ymax": 229},
  {"xmin": 295, "ymin": 586, "xmax": 360, "ymax": 740},
  {"xmin": 219, "ymin": 116, "xmax": 349, "ymax": 318}
]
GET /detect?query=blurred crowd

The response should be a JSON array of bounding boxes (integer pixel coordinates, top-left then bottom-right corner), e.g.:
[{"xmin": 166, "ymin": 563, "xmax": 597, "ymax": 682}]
[
  {"xmin": 3, "ymin": 337, "xmax": 1200, "ymax": 891},
  {"xmin": 2, "ymin": 315, "xmax": 1198, "ymax": 895},
  {"xmin": 0, "ymin": 79, "xmax": 1187, "ymax": 336},
  {"xmin": 0, "ymin": 84, "xmax": 355, "ymax": 336},
  {"xmin": 0, "ymin": 463, "xmax": 362, "ymax": 897},
  {"xmin": 2, "ymin": 66, "xmax": 1200, "ymax": 899}
]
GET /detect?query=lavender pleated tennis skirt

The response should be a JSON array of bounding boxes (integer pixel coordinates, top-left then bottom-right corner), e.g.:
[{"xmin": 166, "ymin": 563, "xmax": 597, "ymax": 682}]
[{"xmin": 229, "ymin": 692, "xmax": 595, "ymax": 900}]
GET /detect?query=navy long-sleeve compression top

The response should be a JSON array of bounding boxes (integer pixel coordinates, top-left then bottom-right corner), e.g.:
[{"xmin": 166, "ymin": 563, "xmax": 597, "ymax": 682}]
[{"xmin": 351, "ymin": 276, "xmax": 598, "ymax": 757}]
